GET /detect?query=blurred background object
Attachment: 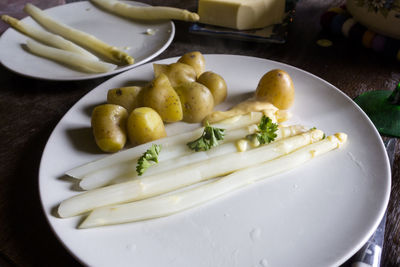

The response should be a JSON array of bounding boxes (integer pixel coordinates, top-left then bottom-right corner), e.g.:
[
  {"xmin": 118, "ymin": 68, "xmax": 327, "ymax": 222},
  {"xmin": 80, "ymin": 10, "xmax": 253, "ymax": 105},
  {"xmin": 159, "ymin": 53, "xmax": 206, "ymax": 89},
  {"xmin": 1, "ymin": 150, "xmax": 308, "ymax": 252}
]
[
  {"xmin": 320, "ymin": 3, "xmax": 400, "ymax": 61},
  {"xmin": 346, "ymin": 0, "xmax": 400, "ymax": 40}
]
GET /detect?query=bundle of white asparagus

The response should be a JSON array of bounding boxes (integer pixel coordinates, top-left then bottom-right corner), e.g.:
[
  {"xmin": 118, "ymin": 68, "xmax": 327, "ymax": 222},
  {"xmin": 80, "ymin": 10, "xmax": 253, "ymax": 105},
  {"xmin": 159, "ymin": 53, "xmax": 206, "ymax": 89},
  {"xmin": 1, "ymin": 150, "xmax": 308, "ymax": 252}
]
[
  {"xmin": 58, "ymin": 113, "xmax": 347, "ymax": 228},
  {"xmin": 23, "ymin": 3, "xmax": 134, "ymax": 66},
  {"xmin": 3, "ymin": 1, "xmax": 200, "ymax": 73},
  {"xmin": 1, "ymin": 15, "xmax": 98, "ymax": 60},
  {"xmin": 1, "ymin": 12, "xmax": 118, "ymax": 73}
]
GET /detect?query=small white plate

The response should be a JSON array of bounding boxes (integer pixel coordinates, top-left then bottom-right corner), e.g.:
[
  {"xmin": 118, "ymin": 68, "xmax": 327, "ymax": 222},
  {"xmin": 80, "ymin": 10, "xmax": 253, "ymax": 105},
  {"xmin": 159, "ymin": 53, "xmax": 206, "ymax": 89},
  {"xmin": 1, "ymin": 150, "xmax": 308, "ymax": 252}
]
[
  {"xmin": 0, "ymin": 1, "xmax": 174, "ymax": 81},
  {"xmin": 39, "ymin": 55, "xmax": 391, "ymax": 267}
]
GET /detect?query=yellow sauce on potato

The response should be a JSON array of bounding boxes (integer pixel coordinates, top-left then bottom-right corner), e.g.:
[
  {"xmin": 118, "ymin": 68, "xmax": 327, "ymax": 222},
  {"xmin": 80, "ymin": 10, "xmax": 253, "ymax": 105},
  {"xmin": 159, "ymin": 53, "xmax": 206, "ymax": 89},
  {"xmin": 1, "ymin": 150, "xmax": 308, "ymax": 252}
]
[{"xmin": 204, "ymin": 98, "xmax": 278, "ymax": 124}]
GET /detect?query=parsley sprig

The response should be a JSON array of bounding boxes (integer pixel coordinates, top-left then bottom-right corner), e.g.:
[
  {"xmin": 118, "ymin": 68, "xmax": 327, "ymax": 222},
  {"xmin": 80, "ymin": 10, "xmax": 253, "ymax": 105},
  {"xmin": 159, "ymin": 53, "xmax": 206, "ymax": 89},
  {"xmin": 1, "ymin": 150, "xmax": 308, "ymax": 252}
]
[
  {"xmin": 247, "ymin": 116, "xmax": 278, "ymax": 145},
  {"xmin": 187, "ymin": 122, "xmax": 225, "ymax": 151},
  {"xmin": 136, "ymin": 144, "xmax": 161, "ymax": 176}
]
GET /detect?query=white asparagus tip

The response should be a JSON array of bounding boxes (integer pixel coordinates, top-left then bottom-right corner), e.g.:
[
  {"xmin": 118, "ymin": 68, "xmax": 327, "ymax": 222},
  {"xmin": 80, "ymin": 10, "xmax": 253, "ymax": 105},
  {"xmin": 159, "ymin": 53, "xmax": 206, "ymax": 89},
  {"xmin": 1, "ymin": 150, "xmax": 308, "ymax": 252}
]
[
  {"xmin": 308, "ymin": 132, "xmax": 346, "ymax": 158},
  {"xmin": 309, "ymin": 129, "xmax": 324, "ymax": 143},
  {"xmin": 185, "ymin": 11, "xmax": 199, "ymax": 21},
  {"xmin": 332, "ymin": 132, "xmax": 347, "ymax": 147}
]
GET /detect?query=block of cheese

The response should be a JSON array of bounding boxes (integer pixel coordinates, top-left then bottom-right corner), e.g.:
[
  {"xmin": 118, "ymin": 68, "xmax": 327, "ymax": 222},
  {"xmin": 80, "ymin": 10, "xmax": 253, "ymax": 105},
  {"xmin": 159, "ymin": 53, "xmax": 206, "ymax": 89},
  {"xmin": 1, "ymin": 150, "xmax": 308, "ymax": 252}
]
[{"xmin": 198, "ymin": 0, "xmax": 286, "ymax": 30}]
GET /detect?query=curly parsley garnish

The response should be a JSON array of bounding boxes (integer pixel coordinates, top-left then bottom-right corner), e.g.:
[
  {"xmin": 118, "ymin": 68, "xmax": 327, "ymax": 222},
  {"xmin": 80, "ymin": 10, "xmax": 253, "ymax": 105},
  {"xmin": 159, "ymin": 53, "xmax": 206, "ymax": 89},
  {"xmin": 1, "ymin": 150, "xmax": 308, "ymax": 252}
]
[
  {"xmin": 187, "ymin": 122, "xmax": 225, "ymax": 151},
  {"xmin": 136, "ymin": 144, "xmax": 161, "ymax": 176},
  {"xmin": 247, "ymin": 116, "xmax": 278, "ymax": 145}
]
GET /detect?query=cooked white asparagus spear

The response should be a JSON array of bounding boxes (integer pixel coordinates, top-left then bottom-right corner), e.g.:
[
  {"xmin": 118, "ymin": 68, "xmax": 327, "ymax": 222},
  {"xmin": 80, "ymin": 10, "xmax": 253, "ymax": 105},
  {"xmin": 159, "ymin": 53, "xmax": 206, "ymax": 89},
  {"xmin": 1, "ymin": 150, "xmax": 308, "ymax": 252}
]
[
  {"xmin": 1, "ymin": 15, "xmax": 98, "ymax": 60},
  {"xmin": 66, "ymin": 111, "xmax": 273, "ymax": 179},
  {"xmin": 79, "ymin": 124, "xmax": 308, "ymax": 190},
  {"xmin": 79, "ymin": 133, "xmax": 347, "ymax": 228},
  {"xmin": 91, "ymin": 0, "xmax": 199, "ymax": 22},
  {"xmin": 78, "ymin": 126, "xmax": 253, "ymax": 189},
  {"xmin": 24, "ymin": 3, "xmax": 134, "ymax": 65},
  {"xmin": 26, "ymin": 39, "xmax": 117, "ymax": 73},
  {"xmin": 58, "ymin": 129, "xmax": 323, "ymax": 218}
]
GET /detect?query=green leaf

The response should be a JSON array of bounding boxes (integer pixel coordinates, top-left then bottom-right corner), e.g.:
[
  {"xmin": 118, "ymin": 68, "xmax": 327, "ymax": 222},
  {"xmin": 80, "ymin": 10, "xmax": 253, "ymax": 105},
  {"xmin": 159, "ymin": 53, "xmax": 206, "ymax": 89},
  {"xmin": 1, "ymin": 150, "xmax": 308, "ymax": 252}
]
[
  {"xmin": 136, "ymin": 144, "xmax": 162, "ymax": 176},
  {"xmin": 187, "ymin": 122, "xmax": 225, "ymax": 151},
  {"xmin": 388, "ymin": 82, "xmax": 400, "ymax": 105},
  {"xmin": 247, "ymin": 116, "xmax": 278, "ymax": 145}
]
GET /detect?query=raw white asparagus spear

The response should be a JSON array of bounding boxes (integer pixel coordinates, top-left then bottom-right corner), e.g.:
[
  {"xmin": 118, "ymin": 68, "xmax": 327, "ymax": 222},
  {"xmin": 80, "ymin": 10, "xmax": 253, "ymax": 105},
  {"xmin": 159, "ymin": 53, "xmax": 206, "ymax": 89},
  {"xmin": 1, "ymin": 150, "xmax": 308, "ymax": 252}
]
[
  {"xmin": 79, "ymin": 124, "xmax": 308, "ymax": 190},
  {"xmin": 66, "ymin": 111, "xmax": 271, "ymax": 179},
  {"xmin": 26, "ymin": 39, "xmax": 117, "ymax": 73},
  {"xmin": 91, "ymin": 0, "xmax": 199, "ymax": 22},
  {"xmin": 24, "ymin": 3, "xmax": 134, "ymax": 65},
  {"xmin": 1, "ymin": 15, "xmax": 98, "ymax": 60},
  {"xmin": 58, "ymin": 129, "xmax": 323, "ymax": 218},
  {"xmin": 80, "ymin": 133, "xmax": 347, "ymax": 228}
]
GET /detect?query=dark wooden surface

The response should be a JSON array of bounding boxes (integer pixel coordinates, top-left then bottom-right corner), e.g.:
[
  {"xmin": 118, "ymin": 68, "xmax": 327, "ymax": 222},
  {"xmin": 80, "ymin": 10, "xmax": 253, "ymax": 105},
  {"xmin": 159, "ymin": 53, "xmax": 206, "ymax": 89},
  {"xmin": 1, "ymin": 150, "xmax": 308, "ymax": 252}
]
[{"xmin": 0, "ymin": 0, "xmax": 399, "ymax": 266}]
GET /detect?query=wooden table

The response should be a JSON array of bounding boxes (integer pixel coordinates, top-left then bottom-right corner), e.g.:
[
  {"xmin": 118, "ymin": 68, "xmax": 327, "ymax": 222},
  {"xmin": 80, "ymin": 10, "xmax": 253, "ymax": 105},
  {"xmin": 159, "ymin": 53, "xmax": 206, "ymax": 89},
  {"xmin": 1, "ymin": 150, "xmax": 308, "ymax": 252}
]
[{"xmin": 0, "ymin": 0, "xmax": 398, "ymax": 266}]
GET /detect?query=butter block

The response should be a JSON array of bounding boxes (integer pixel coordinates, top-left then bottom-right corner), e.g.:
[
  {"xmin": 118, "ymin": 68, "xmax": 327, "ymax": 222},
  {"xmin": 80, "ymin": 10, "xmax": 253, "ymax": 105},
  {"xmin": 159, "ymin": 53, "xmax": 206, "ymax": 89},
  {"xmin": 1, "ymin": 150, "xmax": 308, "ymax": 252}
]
[{"xmin": 198, "ymin": 0, "xmax": 286, "ymax": 30}]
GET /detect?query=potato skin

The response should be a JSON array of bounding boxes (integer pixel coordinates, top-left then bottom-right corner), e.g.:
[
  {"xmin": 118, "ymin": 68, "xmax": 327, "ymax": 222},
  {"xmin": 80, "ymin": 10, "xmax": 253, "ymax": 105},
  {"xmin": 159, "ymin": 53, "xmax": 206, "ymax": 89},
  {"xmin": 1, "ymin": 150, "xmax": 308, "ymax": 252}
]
[
  {"xmin": 127, "ymin": 107, "xmax": 167, "ymax": 146},
  {"xmin": 175, "ymin": 81, "xmax": 214, "ymax": 123},
  {"xmin": 197, "ymin": 71, "xmax": 227, "ymax": 105},
  {"xmin": 107, "ymin": 86, "xmax": 142, "ymax": 113},
  {"xmin": 91, "ymin": 104, "xmax": 128, "ymax": 153},
  {"xmin": 177, "ymin": 51, "xmax": 205, "ymax": 78},
  {"xmin": 153, "ymin": 62, "xmax": 196, "ymax": 88},
  {"xmin": 254, "ymin": 69, "xmax": 294, "ymax": 109},
  {"xmin": 141, "ymin": 73, "xmax": 183, "ymax": 123}
]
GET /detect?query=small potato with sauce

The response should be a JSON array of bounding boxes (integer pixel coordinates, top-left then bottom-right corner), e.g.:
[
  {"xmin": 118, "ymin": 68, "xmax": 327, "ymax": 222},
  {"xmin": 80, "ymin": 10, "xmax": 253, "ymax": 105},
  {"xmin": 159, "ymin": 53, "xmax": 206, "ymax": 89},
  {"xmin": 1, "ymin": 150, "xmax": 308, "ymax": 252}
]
[
  {"xmin": 141, "ymin": 73, "xmax": 183, "ymax": 123},
  {"xmin": 127, "ymin": 107, "xmax": 167, "ymax": 146},
  {"xmin": 197, "ymin": 71, "xmax": 227, "ymax": 105},
  {"xmin": 177, "ymin": 51, "xmax": 205, "ymax": 78},
  {"xmin": 255, "ymin": 69, "xmax": 294, "ymax": 109},
  {"xmin": 107, "ymin": 86, "xmax": 142, "ymax": 113},
  {"xmin": 153, "ymin": 62, "xmax": 196, "ymax": 87},
  {"xmin": 91, "ymin": 104, "xmax": 128, "ymax": 153},
  {"xmin": 175, "ymin": 81, "xmax": 214, "ymax": 123}
]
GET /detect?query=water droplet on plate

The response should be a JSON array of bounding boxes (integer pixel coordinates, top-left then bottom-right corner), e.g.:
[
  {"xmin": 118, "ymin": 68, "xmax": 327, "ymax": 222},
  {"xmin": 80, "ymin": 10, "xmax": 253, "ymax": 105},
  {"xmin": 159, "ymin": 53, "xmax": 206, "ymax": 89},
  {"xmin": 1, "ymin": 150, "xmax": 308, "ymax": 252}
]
[
  {"xmin": 126, "ymin": 243, "xmax": 137, "ymax": 251},
  {"xmin": 260, "ymin": 258, "xmax": 268, "ymax": 266},
  {"xmin": 250, "ymin": 228, "xmax": 261, "ymax": 242}
]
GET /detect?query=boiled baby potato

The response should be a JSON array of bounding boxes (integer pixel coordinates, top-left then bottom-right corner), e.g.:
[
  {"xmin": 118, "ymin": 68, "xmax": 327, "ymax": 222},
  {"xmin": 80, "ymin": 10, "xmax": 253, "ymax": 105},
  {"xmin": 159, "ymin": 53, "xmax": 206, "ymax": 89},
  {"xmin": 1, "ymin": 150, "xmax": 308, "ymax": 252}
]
[
  {"xmin": 254, "ymin": 69, "xmax": 294, "ymax": 109},
  {"xmin": 107, "ymin": 86, "xmax": 142, "ymax": 113},
  {"xmin": 91, "ymin": 104, "xmax": 128, "ymax": 153},
  {"xmin": 177, "ymin": 51, "xmax": 205, "ymax": 78},
  {"xmin": 127, "ymin": 107, "xmax": 167, "ymax": 146},
  {"xmin": 175, "ymin": 81, "xmax": 214, "ymax": 123},
  {"xmin": 153, "ymin": 62, "xmax": 196, "ymax": 87},
  {"xmin": 197, "ymin": 71, "xmax": 227, "ymax": 105},
  {"xmin": 141, "ymin": 73, "xmax": 183, "ymax": 122}
]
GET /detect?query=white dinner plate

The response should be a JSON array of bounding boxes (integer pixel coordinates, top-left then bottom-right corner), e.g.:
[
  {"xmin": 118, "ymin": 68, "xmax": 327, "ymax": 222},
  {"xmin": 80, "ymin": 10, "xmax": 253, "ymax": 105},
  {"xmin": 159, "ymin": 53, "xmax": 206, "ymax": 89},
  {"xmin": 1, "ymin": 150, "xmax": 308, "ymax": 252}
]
[
  {"xmin": 0, "ymin": 1, "xmax": 174, "ymax": 81},
  {"xmin": 39, "ymin": 55, "xmax": 391, "ymax": 267}
]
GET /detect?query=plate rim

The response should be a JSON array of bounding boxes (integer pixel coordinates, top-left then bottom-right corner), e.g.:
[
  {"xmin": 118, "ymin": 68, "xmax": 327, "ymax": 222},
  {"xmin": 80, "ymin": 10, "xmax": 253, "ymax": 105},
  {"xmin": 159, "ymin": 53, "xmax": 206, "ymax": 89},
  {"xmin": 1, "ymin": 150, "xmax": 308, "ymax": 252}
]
[{"xmin": 38, "ymin": 54, "xmax": 391, "ymax": 266}]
